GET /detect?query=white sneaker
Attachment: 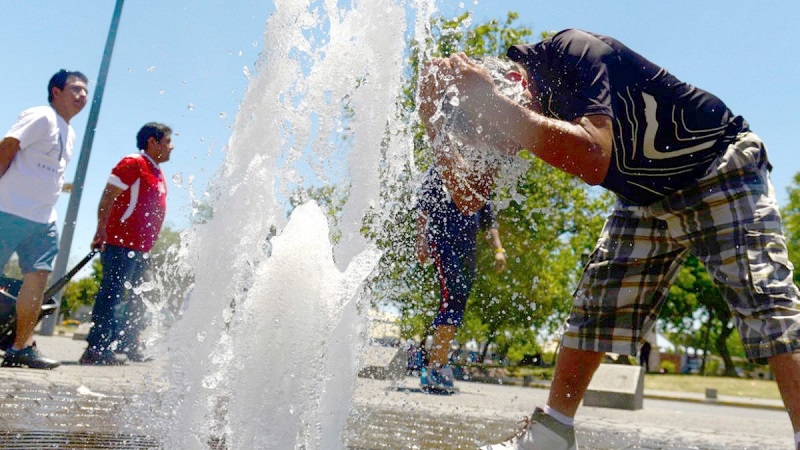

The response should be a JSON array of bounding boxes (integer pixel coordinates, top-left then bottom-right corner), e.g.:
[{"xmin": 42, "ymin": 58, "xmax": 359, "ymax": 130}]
[{"xmin": 480, "ymin": 407, "xmax": 578, "ymax": 450}]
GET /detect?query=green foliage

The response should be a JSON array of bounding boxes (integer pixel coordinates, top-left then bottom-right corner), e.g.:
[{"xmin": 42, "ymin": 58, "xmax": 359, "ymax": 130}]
[
  {"xmin": 60, "ymin": 258, "xmax": 102, "ymax": 319},
  {"xmin": 781, "ymin": 171, "xmax": 800, "ymax": 286},
  {"xmin": 462, "ymin": 153, "xmax": 610, "ymax": 351},
  {"xmin": 659, "ymin": 360, "xmax": 677, "ymax": 374},
  {"xmin": 491, "ymin": 327, "xmax": 541, "ymax": 363}
]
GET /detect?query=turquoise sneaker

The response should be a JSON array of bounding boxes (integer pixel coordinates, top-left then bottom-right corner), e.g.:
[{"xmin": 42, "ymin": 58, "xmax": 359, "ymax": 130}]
[{"xmin": 420, "ymin": 365, "xmax": 456, "ymax": 393}]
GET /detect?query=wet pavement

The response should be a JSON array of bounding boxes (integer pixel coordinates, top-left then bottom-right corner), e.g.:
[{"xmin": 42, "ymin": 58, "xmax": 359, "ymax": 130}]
[{"xmin": 0, "ymin": 332, "xmax": 794, "ymax": 449}]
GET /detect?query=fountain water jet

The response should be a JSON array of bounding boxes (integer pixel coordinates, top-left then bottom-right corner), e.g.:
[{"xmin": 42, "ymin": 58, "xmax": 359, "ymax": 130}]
[{"xmin": 156, "ymin": 0, "xmax": 436, "ymax": 448}]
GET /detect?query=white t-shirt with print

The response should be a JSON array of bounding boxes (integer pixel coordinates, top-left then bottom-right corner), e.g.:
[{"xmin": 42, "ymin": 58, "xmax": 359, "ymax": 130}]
[{"xmin": 0, "ymin": 105, "xmax": 75, "ymax": 223}]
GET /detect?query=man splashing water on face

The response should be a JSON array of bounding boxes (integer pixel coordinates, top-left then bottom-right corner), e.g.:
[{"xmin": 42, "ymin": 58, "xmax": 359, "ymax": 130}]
[{"xmin": 418, "ymin": 29, "xmax": 800, "ymax": 450}]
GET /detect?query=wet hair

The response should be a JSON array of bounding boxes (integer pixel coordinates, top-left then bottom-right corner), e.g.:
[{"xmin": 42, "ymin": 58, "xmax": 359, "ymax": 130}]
[
  {"xmin": 136, "ymin": 122, "xmax": 172, "ymax": 150},
  {"xmin": 48, "ymin": 69, "xmax": 89, "ymax": 103}
]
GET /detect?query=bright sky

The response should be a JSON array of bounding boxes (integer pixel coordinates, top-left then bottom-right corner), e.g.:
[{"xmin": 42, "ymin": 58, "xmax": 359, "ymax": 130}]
[{"xmin": 3, "ymin": 1, "xmax": 799, "ymax": 270}]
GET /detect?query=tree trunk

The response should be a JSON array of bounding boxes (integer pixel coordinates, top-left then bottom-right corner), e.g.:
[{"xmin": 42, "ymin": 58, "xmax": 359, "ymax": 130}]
[
  {"xmin": 715, "ymin": 321, "xmax": 738, "ymax": 377},
  {"xmin": 481, "ymin": 332, "xmax": 497, "ymax": 363},
  {"xmin": 700, "ymin": 311, "xmax": 713, "ymax": 375}
]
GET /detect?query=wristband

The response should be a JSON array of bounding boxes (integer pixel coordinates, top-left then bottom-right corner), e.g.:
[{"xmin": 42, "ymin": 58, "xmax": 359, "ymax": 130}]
[{"xmin": 494, "ymin": 247, "xmax": 506, "ymax": 254}]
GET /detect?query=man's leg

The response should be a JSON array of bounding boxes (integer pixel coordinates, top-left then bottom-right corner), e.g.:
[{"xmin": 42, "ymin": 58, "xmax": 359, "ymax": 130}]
[
  {"xmin": 428, "ymin": 239, "xmax": 468, "ymax": 369},
  {"xmin": 81, "ymin": 246, "xmax": 129, "ymax": 365},
  {"xmin": 547, "ymin": 347, "xmax": 604, "ymax": 416},
  {"xmin": 117, "ymin": 258, "xmax": 149, "ymax": 357},
  {"xmin": 665, "ymin": 132, "xmax": 800, "ymax": 447},
  {"xmin": 769, "ymin": 352, "xmax": 800, "ymax": 433},
  {"xmin": 86, "ymin": 248, "xmax": 125, "ymax": 353},
  {"xmin": 429, "ymin": 324, "xmax": 457, "ymax": 367},
  {"xmin": 11, "ymin": 270, "xmax": 48, "ymax": 349},
  {"xmin": 2, "ymin": 269, "xmax": 60, "ymax": 369}
]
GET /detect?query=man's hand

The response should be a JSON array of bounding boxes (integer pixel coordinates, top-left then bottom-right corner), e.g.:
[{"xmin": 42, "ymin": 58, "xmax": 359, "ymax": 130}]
[
  {"xmin": 415, "ymin": 236, "xmax": 430, "ymax": 265},
  {"xmin": 418, "ymin": 54, "xmax": 498, "ymax": 132},
  {"xmin": 415, "ymin": 214, "xmax": 430, "ymax": 264},
  {"xmin": 494, "ymin": 249, "xmax": 507, "ymax": 273},
  {"xmin": 418, "ymin": 55, "xmax": 503, "ymax": 216},
  {"xmin": 91, "ymin": 229, "xmax": 107, "ymax": 252}
]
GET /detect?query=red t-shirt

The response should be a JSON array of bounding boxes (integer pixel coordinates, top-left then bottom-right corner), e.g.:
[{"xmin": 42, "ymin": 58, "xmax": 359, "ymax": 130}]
[{"xmin": 104, "ymin": 153, "xmax": 167, "ymax": 252}]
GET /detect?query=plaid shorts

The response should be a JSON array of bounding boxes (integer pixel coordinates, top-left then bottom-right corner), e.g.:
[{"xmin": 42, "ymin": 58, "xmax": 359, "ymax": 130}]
[{"xmin": 562, "ymin": 131, "xmax": 800, "ymax": 361}]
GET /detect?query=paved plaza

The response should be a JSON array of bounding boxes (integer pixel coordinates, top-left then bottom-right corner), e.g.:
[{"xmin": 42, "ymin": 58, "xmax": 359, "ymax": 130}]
[{"xmin": 0, "ymin": 332, "xmax": 793, "ymax": 449}]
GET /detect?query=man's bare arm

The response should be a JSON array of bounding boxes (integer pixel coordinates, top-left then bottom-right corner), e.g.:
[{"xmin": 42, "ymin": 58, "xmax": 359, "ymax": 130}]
[
  {"xmin": 426, "ymin": 54, "xmax": 613, "ymax": 186},
  {"xmin": 0, "ymin": 137, "xmax": 21, "ymax": 178},
  {"xmin": 92, "ymin": 184, "xmax": 125, "ymax": 249}
]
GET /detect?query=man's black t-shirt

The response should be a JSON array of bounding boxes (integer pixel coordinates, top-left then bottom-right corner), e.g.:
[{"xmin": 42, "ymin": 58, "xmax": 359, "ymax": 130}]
[{"xmin": 508, "ymin": 29, "xmax": 748, "ymax": 205}]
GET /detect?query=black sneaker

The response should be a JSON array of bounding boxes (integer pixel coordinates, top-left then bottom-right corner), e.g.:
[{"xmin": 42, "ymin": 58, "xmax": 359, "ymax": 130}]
[
  {"xmin": 79, "ymin": 347, "xmax": 128, "ymax": 366},
  {"xmin": 2, "ymin": 342, "xmax": 61, "ymax": 369}
]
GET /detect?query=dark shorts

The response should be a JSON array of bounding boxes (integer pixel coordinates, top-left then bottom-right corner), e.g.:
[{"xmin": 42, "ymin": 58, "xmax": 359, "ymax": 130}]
[
  {"xmin": 0, "ymin": 211, "xmax": 59, "ymax": 273},
  {"xmin": 563, "ymin": 132, "xmax": 800, "ymax": 361}
]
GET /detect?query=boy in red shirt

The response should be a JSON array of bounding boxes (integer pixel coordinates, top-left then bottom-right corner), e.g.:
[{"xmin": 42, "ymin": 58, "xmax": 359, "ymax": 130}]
[{"xmin": 80, "ymin": 122, "xmax": 173, "ymax": 365}]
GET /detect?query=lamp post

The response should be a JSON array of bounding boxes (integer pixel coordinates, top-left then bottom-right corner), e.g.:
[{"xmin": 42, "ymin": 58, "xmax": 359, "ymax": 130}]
[{"xmin": 40, "ymin": 0, "xmax": 125, "ymax": 335}]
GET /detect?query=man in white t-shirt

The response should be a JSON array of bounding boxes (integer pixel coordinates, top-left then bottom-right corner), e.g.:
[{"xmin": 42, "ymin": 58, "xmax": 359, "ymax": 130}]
[{"xmin": 0, "ymin": 69, "xmax": 88, "ymax": 369}]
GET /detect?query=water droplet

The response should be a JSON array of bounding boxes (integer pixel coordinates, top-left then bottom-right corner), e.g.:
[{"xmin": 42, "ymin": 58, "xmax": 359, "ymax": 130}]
[
  {"xmin": 173, "ymin": 173, "xmax": 183, "ymax": 187},
  {"xmin": 219, "ymin": 112, "xmax": 227, "ymax": 119},
  {"xmin": 187, "ymin": 103, "xmax": 194, "ymax": 111}
]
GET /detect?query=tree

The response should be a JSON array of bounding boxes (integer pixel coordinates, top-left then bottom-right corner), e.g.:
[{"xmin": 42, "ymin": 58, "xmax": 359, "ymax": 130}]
[
  {"xmin": 60, "ymin": 258, "xmax": 102, "ymax": 319},
  {"xmin": 661, "ymin": 255, "xmax": 741, "ymax": 376},
  {"xmin": 462, "ymin": 154, "xmax": 609, "ymax": 360}
]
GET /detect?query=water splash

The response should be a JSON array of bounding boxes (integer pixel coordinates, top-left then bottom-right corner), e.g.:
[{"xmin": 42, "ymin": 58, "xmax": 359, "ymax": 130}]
[{"xmin": 156, "ymin": 0, "xmax": 432, "ymax": 448}]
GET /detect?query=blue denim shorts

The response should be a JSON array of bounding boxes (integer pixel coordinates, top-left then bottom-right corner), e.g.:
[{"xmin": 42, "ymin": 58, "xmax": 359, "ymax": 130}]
[
  {"xmin": 0, "ymin": 211, "xmax": 59, "ymax": 273},
  {"xmin": 563, "ymin": 132, "xmax": 800, "ymax": 362}
]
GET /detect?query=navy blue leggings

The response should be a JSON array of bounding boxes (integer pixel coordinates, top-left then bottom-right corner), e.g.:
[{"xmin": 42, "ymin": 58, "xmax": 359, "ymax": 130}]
[{"xmin": 429, "ymin": 237, "xmax": 477, "ymax": 327}]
